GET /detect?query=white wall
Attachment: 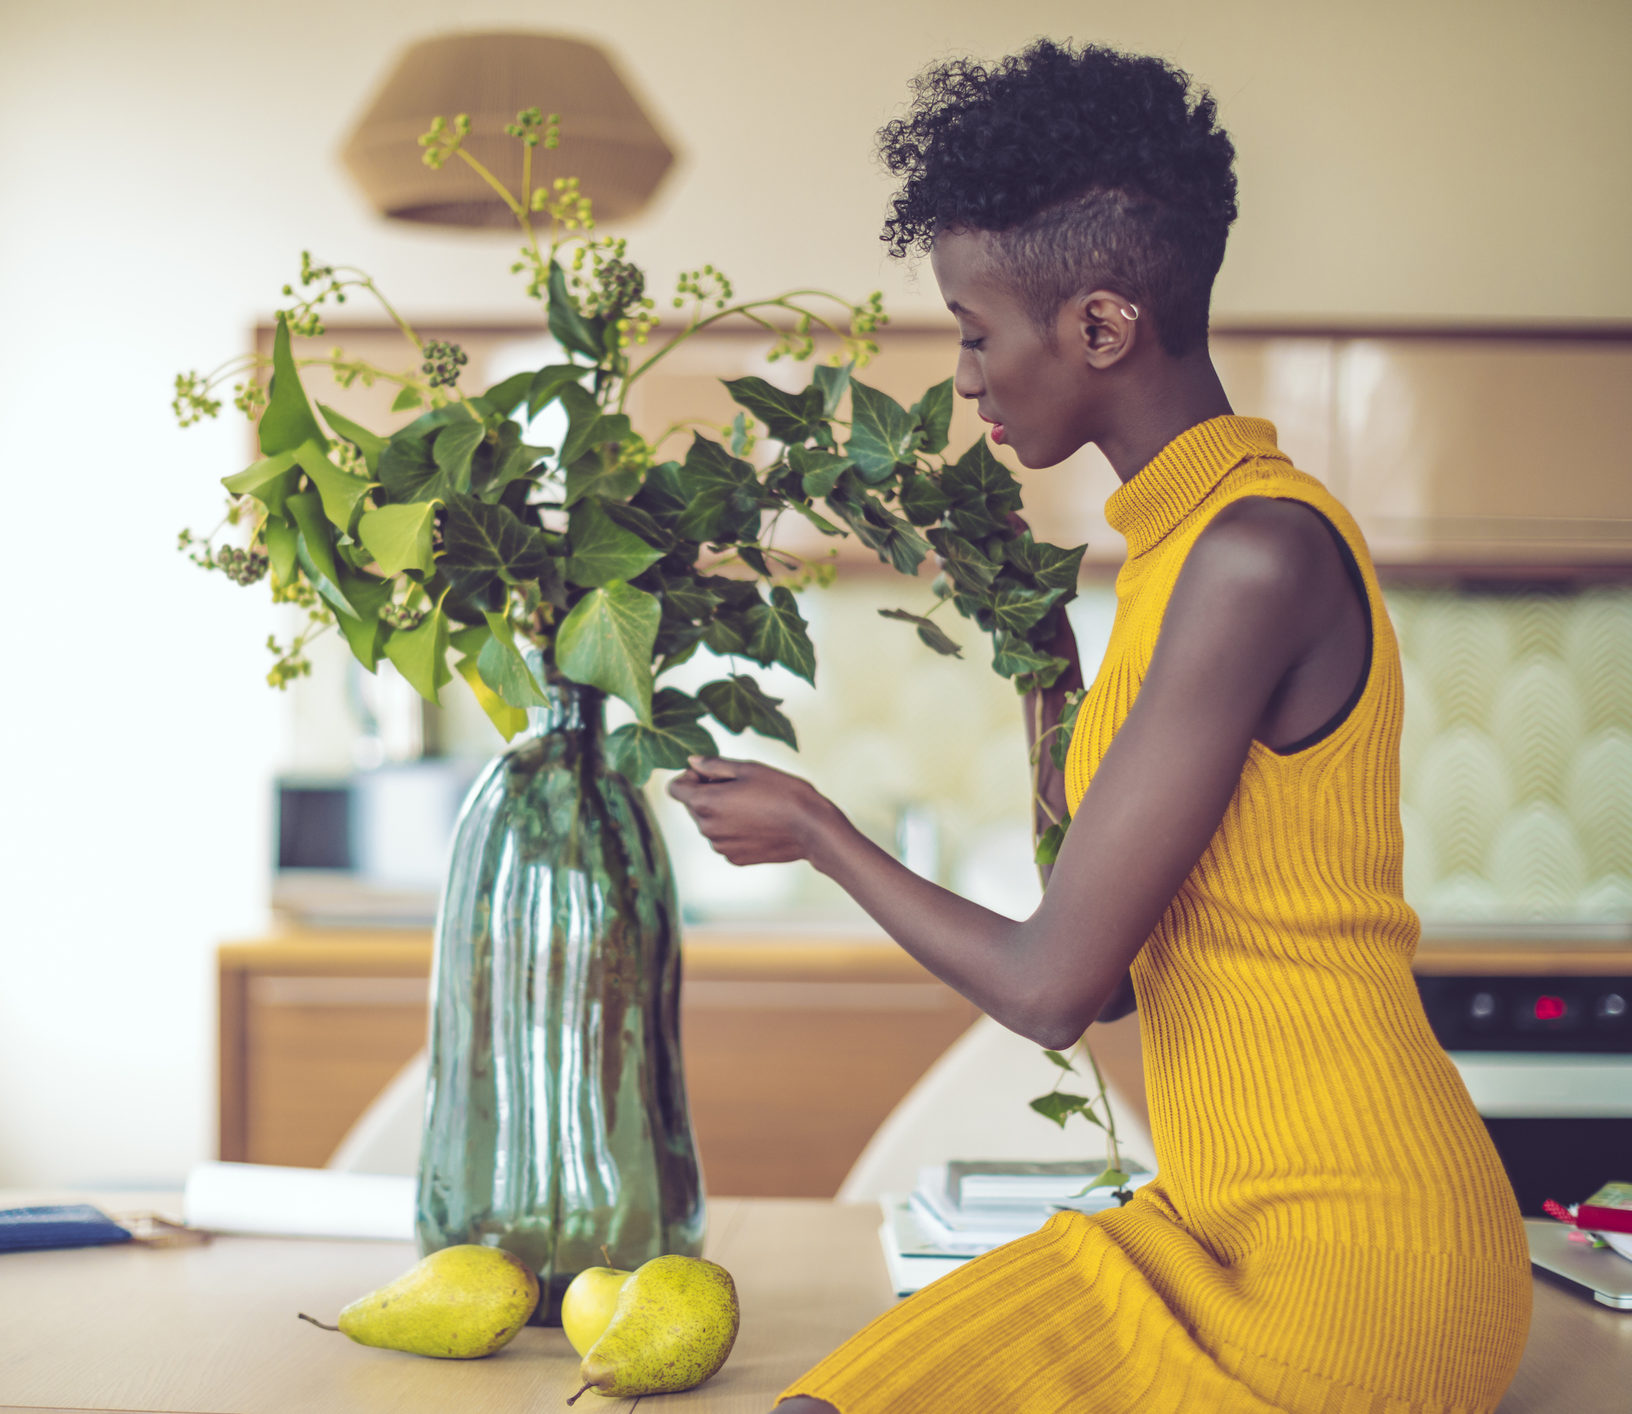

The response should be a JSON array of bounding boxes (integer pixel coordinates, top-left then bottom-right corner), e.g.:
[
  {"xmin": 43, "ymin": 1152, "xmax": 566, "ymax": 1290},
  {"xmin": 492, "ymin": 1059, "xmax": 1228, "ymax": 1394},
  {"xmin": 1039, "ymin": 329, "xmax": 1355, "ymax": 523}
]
[{"xmin": 3, "ymin": 0, "xmax": 1628, "ymax": 1186}]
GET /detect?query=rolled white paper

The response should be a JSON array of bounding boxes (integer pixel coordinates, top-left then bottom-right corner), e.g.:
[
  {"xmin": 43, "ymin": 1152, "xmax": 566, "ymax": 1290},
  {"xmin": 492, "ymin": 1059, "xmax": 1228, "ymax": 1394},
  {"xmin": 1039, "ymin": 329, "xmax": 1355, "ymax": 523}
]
[{"xmin": 183, "ymin": 1162, "xmax": 415, "ymax": 1241}]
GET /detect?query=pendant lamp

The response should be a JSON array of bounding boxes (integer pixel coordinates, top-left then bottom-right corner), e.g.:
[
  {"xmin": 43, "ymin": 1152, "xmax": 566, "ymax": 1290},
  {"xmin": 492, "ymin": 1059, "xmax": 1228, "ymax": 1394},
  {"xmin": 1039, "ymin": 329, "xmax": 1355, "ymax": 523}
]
[{"xmin": 340, "ymin": 32, "xmax": 676, "ymax": 228}]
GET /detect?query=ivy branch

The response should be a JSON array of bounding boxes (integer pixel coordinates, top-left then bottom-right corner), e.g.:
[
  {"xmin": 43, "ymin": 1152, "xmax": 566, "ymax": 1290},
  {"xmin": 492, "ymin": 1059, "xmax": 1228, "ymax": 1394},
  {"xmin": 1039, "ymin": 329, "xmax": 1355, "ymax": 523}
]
[{"xmin": 1029, "ymin": 1043, "xmax": 1134, "ymax": 1205}]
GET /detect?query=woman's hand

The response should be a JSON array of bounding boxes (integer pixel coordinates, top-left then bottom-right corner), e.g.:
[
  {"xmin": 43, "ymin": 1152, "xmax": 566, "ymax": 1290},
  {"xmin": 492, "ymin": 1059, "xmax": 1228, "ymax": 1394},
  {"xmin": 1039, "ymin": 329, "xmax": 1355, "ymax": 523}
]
[{"xmin": 666, "ymin": 756, "xmax": 843, "ymax": 867}]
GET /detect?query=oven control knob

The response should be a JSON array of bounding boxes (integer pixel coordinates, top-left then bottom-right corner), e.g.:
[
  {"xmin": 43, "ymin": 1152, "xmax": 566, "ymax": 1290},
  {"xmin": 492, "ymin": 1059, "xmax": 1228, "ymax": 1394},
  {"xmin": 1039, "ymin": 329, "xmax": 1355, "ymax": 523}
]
[
  {"xmin": 1596, "ymin": 992, "xmax": 1627, "ymax": 1021},
  {"xmin": 1468, "ymin": 990, "xmax": 1499, "ymax": 1023}
]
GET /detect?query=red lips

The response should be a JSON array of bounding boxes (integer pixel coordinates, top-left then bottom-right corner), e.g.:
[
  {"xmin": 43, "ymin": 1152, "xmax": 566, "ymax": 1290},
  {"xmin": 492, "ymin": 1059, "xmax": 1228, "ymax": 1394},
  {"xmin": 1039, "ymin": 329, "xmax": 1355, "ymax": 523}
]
[{"xmin": 979, "ymin": 412, "xmax": 1006, "ymax": 445}]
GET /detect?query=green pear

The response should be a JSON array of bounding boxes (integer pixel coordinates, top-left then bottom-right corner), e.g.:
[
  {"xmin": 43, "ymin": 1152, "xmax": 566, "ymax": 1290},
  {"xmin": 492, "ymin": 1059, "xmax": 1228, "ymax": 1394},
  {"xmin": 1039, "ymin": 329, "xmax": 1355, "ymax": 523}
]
[
  {"xmin": 561, "ymin": 1263, "xmax": 632, "ymax": 1356},
  {"xmin": 299, "ymin": 1243, "xmax": 539, "ymax": 1359},
  {"xmin": 567, "ymin": 1254, "xmax": 739, "ymax": 1402}
]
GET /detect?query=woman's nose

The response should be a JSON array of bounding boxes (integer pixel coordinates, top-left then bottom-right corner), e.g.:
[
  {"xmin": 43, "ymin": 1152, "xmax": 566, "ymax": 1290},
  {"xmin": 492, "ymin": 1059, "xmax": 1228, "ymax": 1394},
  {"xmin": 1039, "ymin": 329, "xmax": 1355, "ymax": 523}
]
[{"xmin": 953, "ymin": 349, "xmax": 983, "ymax": 401}]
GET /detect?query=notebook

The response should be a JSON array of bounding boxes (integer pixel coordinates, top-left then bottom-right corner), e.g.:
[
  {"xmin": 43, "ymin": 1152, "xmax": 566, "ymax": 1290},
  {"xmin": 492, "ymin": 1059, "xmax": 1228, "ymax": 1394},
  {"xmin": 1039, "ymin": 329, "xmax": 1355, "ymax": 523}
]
[{"xmin": 1526, "ymin": 1218, "xmax": 1632, "ymax": 1310}]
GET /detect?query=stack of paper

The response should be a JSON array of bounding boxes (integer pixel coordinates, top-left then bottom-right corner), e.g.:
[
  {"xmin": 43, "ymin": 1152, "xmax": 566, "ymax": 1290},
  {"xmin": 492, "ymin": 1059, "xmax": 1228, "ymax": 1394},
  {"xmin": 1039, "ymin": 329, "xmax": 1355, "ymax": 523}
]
[
  {"xmin": 182, "ymin": 1162, "xmax": 415, "ymax": 1241},
  {"xmin": 878, "ymin": 1159, "xmax": 1154, "ymax": 1294}
]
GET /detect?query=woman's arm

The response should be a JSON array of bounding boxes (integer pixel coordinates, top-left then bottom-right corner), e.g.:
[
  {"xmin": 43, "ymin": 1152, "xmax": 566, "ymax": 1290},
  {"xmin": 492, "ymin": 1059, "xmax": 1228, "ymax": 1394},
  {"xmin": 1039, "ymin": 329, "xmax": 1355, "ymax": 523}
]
[{"xmin": 668, "ymin": 501, "xmax": 1337, "ymax": 1048}]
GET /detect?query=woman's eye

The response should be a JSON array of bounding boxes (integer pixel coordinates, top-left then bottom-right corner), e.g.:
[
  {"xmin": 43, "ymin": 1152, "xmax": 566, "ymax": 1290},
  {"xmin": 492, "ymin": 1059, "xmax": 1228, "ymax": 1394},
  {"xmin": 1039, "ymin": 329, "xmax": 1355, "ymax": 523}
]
[{"xmin": 958, "ymin": 337, "xmax": 984, "ymax": 351}]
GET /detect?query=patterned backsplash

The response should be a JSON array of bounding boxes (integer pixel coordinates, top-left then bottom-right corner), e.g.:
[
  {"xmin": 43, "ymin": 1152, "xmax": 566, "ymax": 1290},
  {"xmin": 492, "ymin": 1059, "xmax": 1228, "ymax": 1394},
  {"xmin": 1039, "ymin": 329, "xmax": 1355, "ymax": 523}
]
[
  {"xmin": 1391, "ymin": 587, "xmax": 1632, "ymax": 926},
  {"xmin": 303, "ymin": 573, "xmax": 1632, "ymax": 933}
]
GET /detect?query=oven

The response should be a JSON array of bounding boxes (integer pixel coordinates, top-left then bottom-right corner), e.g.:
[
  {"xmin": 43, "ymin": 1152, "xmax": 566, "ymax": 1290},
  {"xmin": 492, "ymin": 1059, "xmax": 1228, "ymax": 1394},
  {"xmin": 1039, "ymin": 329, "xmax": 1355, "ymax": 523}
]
[{"xmin": 1415, "ymin": 939, "xmax": 1632, "ymax": 1216}]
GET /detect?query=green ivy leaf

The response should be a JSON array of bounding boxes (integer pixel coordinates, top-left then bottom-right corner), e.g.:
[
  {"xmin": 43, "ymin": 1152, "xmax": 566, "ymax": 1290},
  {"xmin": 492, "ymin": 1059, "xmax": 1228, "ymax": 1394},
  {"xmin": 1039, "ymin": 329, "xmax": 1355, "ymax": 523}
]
[
  {"xmin": 1005, "ymin": 532, "xmax": 1087, "ymax": 593},
  {"xmin": 1029, "ymin": 1092, "xmax": 1098, "ymax": 1129},
  {"xmin": 990, "ymin": 583, "xmax": 1068, "ymax": 638},
  {"xmin": 378, "ymin": 434, "xmax": 459, "ymax": 505},
  {"xmin": 431, "ymin": 419, "xmax": 486, "ymax": 495},
  {"xmin": 330, "ymin": 571, "xmax": 391, "ymax": 672},
  {"xmin": 1042, "ymin": 1049, "xmax": 1076, "ymax": 1072},
  {"xmin": 558, "ymin": 383, "xmax": 631, "ymax": 474},
  {"xmin": 453, "ymin": 652, "xmax": 528, "ymax": 741},
  {"xmin": 482, "ymin": 431, "xmax": 551, "ymax": 504},
  {"xmin": 222, "ymin": 450, "xmax": 298, "ymax": 517},
  {"xmin": 724, "ymin": 376, "xmax": 825, "ymax": 443},
  {"xmin": 528, "ymin": 362, "xmax": 591, "ymax": 420},
  {"xmin": 556, "ymin": 580, "xmax": 660, "ymax": 723},
  {"xmin": 811, "ymin": 362, "xmax": 852, "ymax": 417},
  {"xmin": 790, "ymin": 445, "xmax": 852, "ymax": 499},
  {"xmin": 1075, "ymin": 1168, "xmax": 1129, "ymax": 1193},
  {"xmin": 941, "ymin": 437, "xmax": 1023, "ymax": 526},
  {"xmin": 910, "ymin": 379, "xmax": 954, "ymax": 455},
  {"xmin": 655, "ymin": 571, "xmax": 724, "ymax": 622},
  {"xmin": 334, "ymin": 609, "xmax": 385, "ymax": 672},
  {"xmin": 565, "ymin": 499, "xmax": 665, "ymax": 588},
  {"xmin": 565, "ymin": 454, "xmax": 641, "ymax": 508},
  {"xmin": 391, "ymin": 385, "xmax": 425, "ymax": 412},
  {"xmin": 441, "ymin": 494, "xmax": 554, "ymax": 590},
  {"xmin": 476, "ymin": 610, "xmax": 550, "ymax": 708},
  {"xmin": 316, "ymin": 403, "xmax": 388, "ymax": 475},
  {"xmin": 877, "ymin": 608, "xmax": 963, "ymax": 657},
  {"xmin": 992, "ymin": 632, "xmax": 1066, "ymax": 684},
  {"xmin": 846, "ymin": 380, "xmax": 917, "ymax": 482},
  {"xmin": 992, "ymin": 633, "xmax": 1070, "ymax": 689},
  {"xmin": 698, "ymin": 674, "xmax": 797, "ymax": 749},
  {"xmin": 744, "ymin": 585, "xmax": 816, "ymax": 684},
  {"xmin": 547, "ymin": 260, "xmax": 605, "ymax": 359},
  {"xmin": 673, "ymin": 435, "xmax": 764, "ymax": 543},
  {"xmin": 899, "ymin": 470, "xmax": 955, "ymax": 527},
  {"xmin": 631, "ymin": 459, "xmax": 689, "ymax": 530},
  {"xmin": 358, "ymin": 501, "xmax": 438, "ymax": 577},
  {"xmin": 1034, "ymin": 821, "xmax": 1066, "ymax": 867},
  {"xmin": 926, "ymin": 528, "xmax": 1000, "ymax": 595},
  {"xmin": 258, "ymin": 312, "xmax": 328, "ymax": 457},
  {"xmin": 287, "ymin": 491, "xmax": 356, "ymax": 617},
  {"xmin": 600, "ymin": 500, "xmax": 674, "ymax": 551},
  {"xmin": 294, "ymin": 439, "xmax": 373, "ymax": 532},
  {"xmin": 605, "ymin": 688, "xmax": 718, "ymax": 785},
  {"xmin": 264, "ymin": 518, "xmax": 298, "ymax": 587},
  {"xmin": 383, "ymin": 603, "xmax": 452, "ymax": 704}
]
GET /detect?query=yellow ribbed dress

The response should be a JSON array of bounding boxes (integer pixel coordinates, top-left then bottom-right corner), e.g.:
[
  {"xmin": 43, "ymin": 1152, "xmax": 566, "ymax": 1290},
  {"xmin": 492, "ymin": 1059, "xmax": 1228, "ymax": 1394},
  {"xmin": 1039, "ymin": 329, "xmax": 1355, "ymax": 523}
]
[{"xmin": 780, "ymin": 417, "xmax": 1532, "ymax": 1413}]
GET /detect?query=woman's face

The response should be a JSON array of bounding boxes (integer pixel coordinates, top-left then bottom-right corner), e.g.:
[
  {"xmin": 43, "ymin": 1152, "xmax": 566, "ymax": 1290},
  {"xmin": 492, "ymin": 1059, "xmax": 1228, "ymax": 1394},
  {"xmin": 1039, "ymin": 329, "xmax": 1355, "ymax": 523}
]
[{"xmin": 929, "ymin": 229, "xmax": 1100, "ymax": 470}]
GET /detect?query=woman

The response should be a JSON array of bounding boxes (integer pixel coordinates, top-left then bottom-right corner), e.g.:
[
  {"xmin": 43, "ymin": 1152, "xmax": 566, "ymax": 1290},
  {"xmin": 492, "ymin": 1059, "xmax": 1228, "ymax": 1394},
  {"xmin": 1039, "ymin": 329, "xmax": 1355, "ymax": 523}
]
[{"xmin": 668, "ymin": 40, "xmax": 1531, "ymax": 1414}]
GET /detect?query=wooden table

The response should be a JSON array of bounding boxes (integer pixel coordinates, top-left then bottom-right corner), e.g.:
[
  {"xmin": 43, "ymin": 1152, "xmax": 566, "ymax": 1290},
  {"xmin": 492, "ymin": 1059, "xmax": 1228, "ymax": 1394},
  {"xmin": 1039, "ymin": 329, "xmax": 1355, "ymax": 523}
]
[{"xmin": 1, "ymin": 1194, "xmax": 1627, "ymax": 1412}]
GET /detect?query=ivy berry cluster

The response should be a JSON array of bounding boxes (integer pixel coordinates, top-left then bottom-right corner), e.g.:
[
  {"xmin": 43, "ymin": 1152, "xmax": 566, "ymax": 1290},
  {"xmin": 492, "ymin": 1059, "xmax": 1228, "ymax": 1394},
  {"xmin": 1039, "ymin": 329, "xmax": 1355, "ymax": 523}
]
[{"xmin": 420, "ymin": 339, "xmax": 469, "ymax": 389}]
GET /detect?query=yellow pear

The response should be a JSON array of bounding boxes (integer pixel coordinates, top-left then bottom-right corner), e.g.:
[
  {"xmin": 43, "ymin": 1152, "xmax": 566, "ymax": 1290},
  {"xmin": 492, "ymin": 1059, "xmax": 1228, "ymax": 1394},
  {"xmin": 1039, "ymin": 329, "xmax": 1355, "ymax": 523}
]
[
  {"xmin": 298, "ymin": 1243, "xmax": 539, "ymax": 1359},
  {"xmin": 567, "ymin": 1254, "xmax": 739, "ymax": 1403},
  {"xmin": 561, "ymin": 1263, "xmax": 632, "ymax": 1355}
]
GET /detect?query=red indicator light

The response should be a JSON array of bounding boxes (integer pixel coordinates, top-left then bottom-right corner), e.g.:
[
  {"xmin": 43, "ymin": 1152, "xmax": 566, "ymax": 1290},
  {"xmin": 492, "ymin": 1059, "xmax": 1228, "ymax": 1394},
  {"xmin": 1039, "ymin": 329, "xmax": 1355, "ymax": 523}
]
[{"xmin": 1534, "ymin": 995, "xmax": 1566, "ymax": 1021}]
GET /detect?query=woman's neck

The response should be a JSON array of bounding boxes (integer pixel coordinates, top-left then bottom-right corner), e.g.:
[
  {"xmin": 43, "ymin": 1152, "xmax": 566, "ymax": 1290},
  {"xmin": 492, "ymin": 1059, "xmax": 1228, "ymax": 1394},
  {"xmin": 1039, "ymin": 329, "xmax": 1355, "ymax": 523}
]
[{"xmin": 1095, "ymin": 351, "xmax": 1234, "ymax": 484}]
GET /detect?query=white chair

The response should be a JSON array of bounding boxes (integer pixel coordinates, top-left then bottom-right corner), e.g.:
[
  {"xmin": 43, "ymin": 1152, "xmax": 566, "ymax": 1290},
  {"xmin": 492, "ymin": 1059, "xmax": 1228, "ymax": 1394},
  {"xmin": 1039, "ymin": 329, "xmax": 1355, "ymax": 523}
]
[
  {"xmin": 836, "ymin": 1012, "xmax": 1154, "ymax": 1203},
  {"xmin": 326, "ymin": 1050, "xmax": 427, "ymax": 1175}
]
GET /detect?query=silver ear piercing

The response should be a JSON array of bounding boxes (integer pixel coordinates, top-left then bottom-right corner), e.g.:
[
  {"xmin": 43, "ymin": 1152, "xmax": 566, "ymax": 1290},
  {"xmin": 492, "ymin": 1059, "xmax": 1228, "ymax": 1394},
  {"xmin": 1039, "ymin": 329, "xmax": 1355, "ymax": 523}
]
[{"xmin": 1120, "ymin": 305, "xmax": 1140, "ymax": 320}]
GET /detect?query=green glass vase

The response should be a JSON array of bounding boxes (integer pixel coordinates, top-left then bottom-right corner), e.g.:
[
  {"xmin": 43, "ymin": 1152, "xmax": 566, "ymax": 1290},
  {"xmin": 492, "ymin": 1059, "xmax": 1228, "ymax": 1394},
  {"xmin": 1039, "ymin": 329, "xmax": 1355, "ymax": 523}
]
[{"xmin": 415, "ymin": 673, "xmax": 705, "ymax": 1322}]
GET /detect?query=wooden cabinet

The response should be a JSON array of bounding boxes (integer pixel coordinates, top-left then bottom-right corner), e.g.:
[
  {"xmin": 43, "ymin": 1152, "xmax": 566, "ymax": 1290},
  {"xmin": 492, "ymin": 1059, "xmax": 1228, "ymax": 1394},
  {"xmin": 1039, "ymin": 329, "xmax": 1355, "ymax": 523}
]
[
  {"xmin": 272, "ymin": 320, "xmax": 1632, "ymax": 581},
  {"xmin": 218, "ymin": 930, "xmax": 982, "ymax": 1197}
]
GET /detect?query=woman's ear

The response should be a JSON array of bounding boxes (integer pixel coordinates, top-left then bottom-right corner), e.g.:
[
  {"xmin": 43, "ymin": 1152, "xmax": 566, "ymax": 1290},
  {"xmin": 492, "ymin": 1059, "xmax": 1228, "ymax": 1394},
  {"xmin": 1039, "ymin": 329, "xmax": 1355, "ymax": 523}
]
[{"xmin": 1073, "ymin": 291, "xmax": 1141, "ymax": 368}]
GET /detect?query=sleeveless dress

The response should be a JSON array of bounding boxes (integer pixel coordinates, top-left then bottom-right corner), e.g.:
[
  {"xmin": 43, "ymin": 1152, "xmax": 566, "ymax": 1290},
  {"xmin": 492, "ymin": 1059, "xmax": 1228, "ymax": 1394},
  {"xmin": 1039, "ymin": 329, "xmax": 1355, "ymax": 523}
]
[{"xmin": 779, "ymin": 416, "xmax": 1532, "ymax": 1413}]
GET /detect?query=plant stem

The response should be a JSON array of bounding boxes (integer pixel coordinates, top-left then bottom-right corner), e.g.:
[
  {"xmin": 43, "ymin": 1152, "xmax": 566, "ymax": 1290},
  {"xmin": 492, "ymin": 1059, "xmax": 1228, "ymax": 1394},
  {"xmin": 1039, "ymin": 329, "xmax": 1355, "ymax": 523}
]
[{"xmin": 1079, "ymin": 1039, "xmax": 1121, "ymax": 1175}]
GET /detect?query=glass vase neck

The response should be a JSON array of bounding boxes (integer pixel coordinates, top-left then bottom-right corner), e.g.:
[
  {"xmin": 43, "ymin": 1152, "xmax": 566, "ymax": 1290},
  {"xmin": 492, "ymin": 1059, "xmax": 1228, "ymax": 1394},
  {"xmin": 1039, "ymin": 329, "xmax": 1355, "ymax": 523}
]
[{"xmin": 521, "ymin": 650, "xmax": 603, "ymax": 738}]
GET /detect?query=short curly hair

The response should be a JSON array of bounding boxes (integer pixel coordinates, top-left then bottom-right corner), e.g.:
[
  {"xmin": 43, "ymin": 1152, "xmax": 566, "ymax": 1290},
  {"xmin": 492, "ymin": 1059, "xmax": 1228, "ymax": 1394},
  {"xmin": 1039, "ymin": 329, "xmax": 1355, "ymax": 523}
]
[{"xmin": 878, "ymin": 40, "xmax": 1238, "ymax": 356}]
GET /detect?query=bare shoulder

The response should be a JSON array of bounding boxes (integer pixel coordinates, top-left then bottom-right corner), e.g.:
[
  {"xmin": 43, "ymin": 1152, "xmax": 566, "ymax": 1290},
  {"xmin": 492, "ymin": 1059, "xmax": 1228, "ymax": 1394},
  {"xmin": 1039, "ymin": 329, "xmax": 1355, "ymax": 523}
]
[
  {"xmin": 1186, "ymin": 496, "xmax": 1338, "ymax": 590},
  {"xmin": 1165, "ymin": 495, "xmax": 1338, "ymax": 639}
]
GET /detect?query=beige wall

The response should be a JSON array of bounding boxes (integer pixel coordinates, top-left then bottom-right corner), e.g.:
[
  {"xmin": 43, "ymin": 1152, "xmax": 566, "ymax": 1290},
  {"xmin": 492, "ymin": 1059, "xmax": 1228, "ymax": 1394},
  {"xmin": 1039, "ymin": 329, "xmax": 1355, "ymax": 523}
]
[{"xmin": 3, "ymin": 0, "xmax": 1628, "ymax": 1186}]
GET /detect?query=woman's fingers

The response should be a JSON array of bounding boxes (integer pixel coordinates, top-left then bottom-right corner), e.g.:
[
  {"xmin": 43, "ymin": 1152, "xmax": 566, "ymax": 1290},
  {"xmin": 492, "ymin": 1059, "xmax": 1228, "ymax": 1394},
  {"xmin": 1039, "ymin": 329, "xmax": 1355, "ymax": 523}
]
[{"xmin": 685, "ymin": 755, "xmax": 741, "ymax": 782}]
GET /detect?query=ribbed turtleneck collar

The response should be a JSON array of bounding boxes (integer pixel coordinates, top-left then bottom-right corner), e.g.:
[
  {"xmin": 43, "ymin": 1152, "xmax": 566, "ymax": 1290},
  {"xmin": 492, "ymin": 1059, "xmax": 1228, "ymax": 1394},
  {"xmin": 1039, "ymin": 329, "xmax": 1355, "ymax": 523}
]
[{"xmin": 1104, "ymin": 416, "xmax": 1286, "ymax": 559}]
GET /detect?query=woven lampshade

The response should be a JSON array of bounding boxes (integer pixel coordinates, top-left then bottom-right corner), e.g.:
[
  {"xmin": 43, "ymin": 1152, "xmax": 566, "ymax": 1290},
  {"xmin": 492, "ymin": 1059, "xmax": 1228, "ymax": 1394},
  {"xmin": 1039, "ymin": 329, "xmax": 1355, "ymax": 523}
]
[{"xmin": 340, "ymin": 32, "xmax": 676, "ymax": 228}]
